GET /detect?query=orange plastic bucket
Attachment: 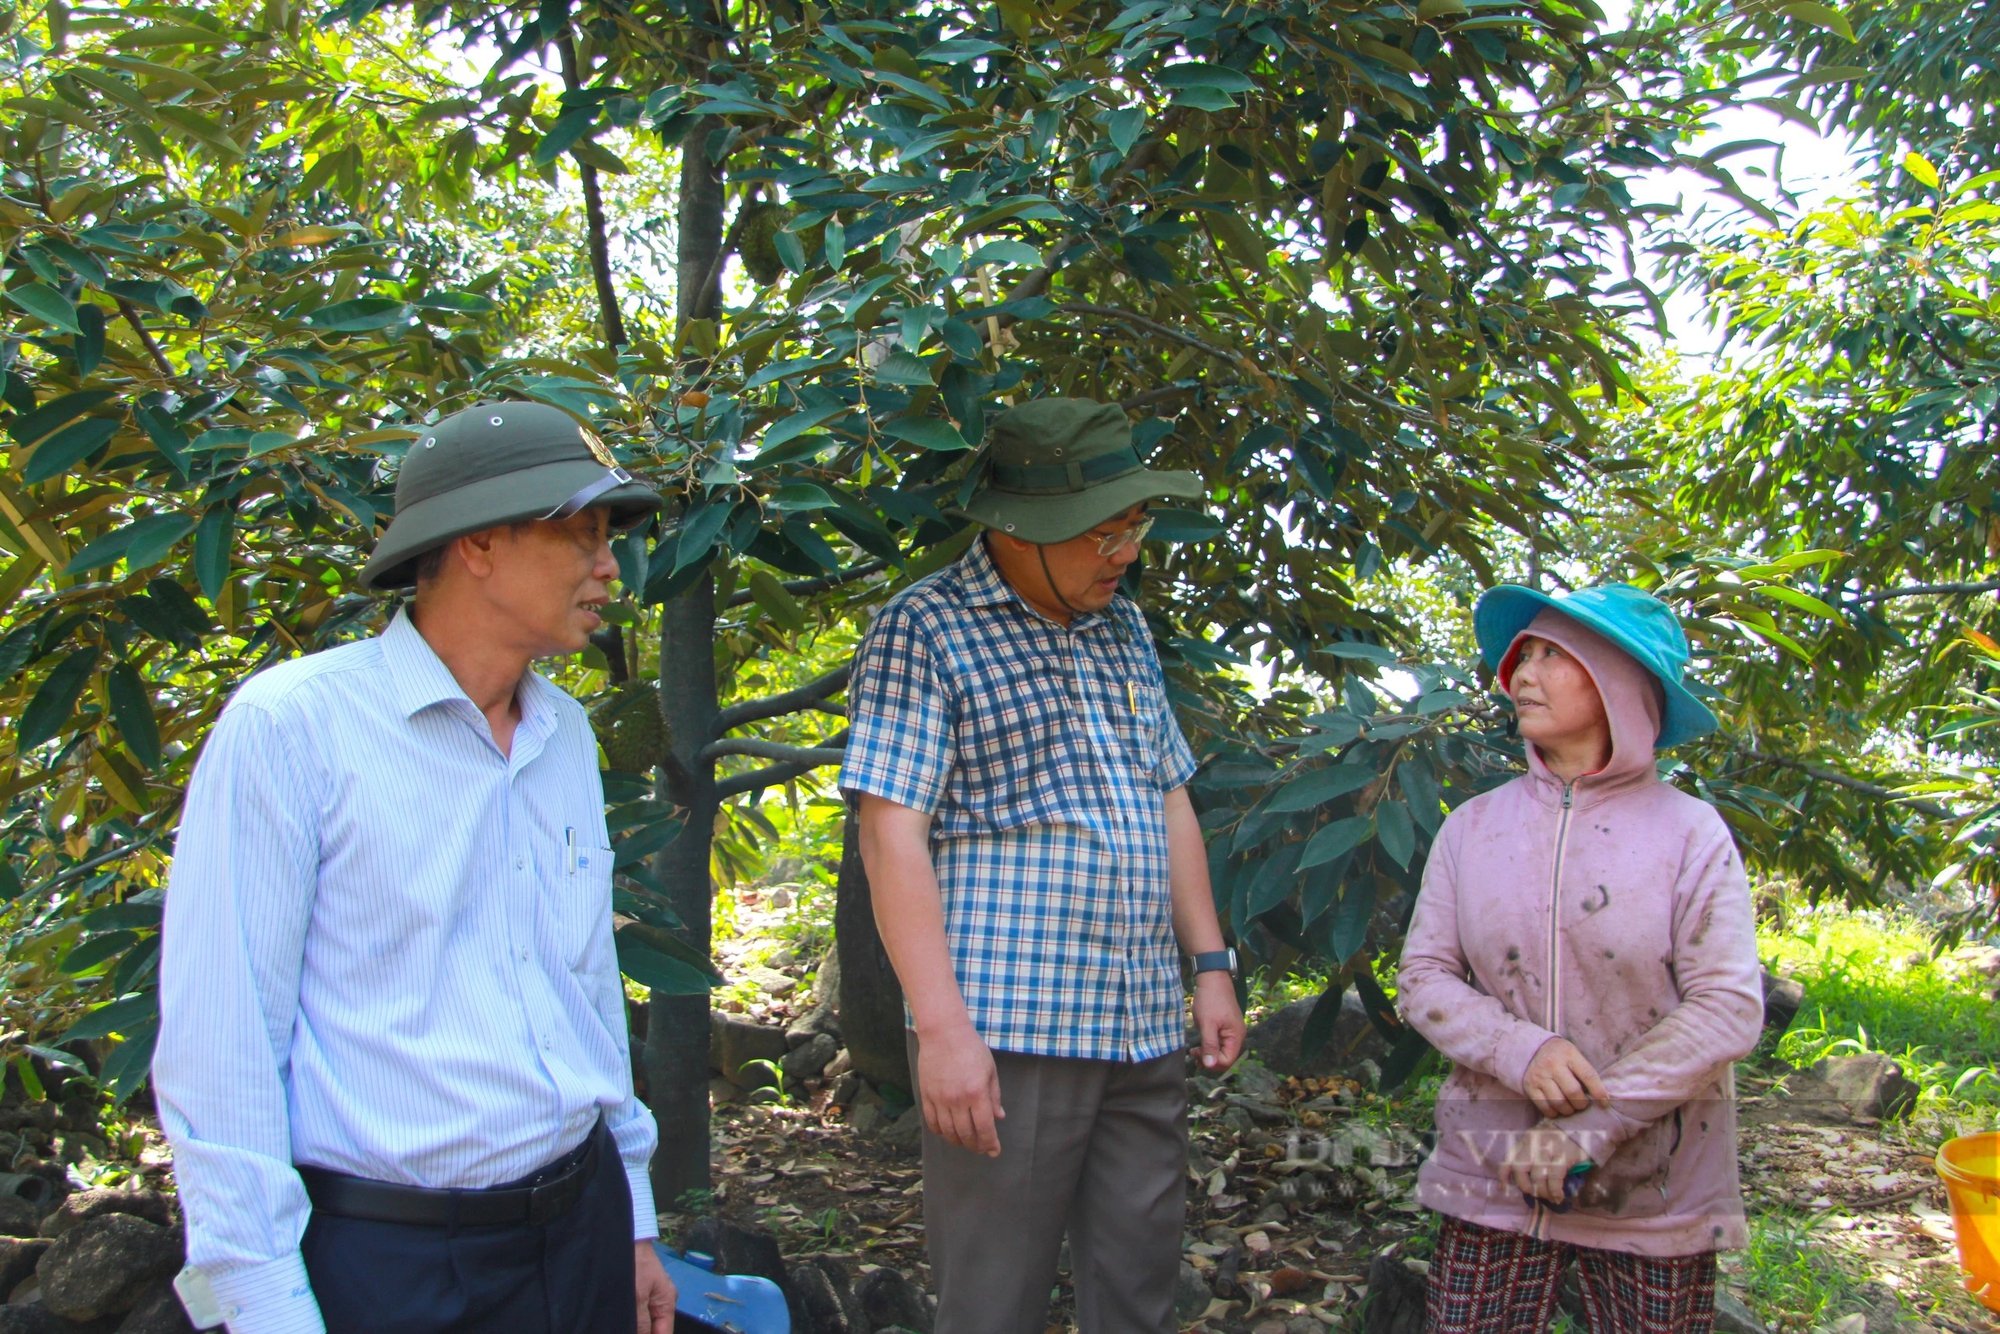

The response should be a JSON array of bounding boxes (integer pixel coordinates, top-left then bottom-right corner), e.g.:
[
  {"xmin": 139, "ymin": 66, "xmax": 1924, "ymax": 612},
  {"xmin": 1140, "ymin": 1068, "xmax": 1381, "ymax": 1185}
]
[{"xmin": 1937, "ymin": 1132, "xmax": 2000, "ymax": 1312}]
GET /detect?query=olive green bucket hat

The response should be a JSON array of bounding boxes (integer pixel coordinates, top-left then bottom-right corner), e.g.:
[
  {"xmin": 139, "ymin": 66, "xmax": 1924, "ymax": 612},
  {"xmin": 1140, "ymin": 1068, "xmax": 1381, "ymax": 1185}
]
[
  {"xmin": 946, "ymin": 397, "xmax": 1204, "ymax": 544},
  {"xmin": 359, "ymin": 401, "xmax": 664, "ymax": 590}
]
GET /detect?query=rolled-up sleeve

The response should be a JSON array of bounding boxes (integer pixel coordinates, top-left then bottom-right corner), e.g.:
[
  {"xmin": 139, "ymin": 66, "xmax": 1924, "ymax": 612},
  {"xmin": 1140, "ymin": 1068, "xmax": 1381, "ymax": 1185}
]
[
  {"xmin": 839, "ymin": 602, "xmax": 955, "ymax": 814},
  {"xmin": 154, "ymin": 701, "xmax": 327, "ymax": 1334}
]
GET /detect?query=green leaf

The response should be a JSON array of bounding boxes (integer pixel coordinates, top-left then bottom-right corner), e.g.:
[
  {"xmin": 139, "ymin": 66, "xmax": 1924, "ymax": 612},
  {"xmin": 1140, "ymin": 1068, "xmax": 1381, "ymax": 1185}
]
[
  {"xmin": 1298, "ymin": 815, "xmax": 1372, "ymax": 869},
  {"xmin": 965, "ymin": 239, "xmax": 1042, "ymax": 270},
  {"xmin": 1754, "ymin": 586, "xmax": 1839, "ymax": 619},
  {"xmin": 1780, "ymin": 1, "xmax": 1855, "ymax": 40},
  {"xmin": 1107, "ymin": 107, "xmax": 1145, "ymax": 156},
  {"xmin": 8, "ymin": 388, "xmax": 117, "ymax": 445},
  {"xmin": 1266, "ymin": 764, "xmax": 1378, "ymax": 812},
  {"xmin": 1299, "ymin": 981, "xmax": 1347, "ymax": 1057},
  {"xmin": 749, "ymin": 569, "xmax": 808, "ymax": 632},
  {"xmin": 1375, "ymin": 799, "xmax": 1416, "ymax": 868},
  {"xmin": 1321, "ymin": 641, "xmax": 1399, "ymax": 667},
  {"xmin": 1146, "ymin": 509, "xmax": 1222, "ymax": 543},
  {"xmin": 18, "ymin": 646, "xmax": 99, "ymax": 751},
  {"xmin": 871, "ymin": 349, "xmax": 936, "ymax": 387},
  {"xmin": 60, "ymin": 992, "xmax": 158, "ymax": 1043},
  {"xmin": 920, "ymin": 37, "xmax": 1007, "ymax": 61},
  {"xmin": 22, "ymin": 416, "xmax": 120, "ymax": 484},
  {"xmin": 1324, "ymin": 877, "xmax": 1376, "ymax": 962},
  {"xmin": 535, "ymin": 108, "xmax": 597, "ymax": 166},
  {"xmin": 1901, "ymin": 152, "xmax": 1940, "ymax": 189},
  {"xmin": 64, "ymin": 513, "xmax": 194, "ymax": 575},
  {"xmin": 879, "ymin": 416, "xmax": 970, "ymax": 451},
  {"xmin": 1158, "ymin": 62, "xmax": 1257, "ymax": 93},
  {"xmin": 1169, "ymin": 85, "xmax": 1237, "ymax": 112},
  {"xmin": 757, "ymin": 405, "xmax": 847, "ymax": 458},
  {"xmin": 60, "ymin": 929, "xmax": 138, "ymax": 975},
  {"xmin": 616, "ymin": 935, "xmax": 716, "ymax": 994},
  {"xmin": 194, "ymin": 506, "xmax": 234, "ymax": 600},
  {"xmin": 107, "ymin": 663, "xmax": 162, "ymax": 770},
  {"xmin": 672, "ymin": 502, "xmax": 733, "ymax": 573},
  {"xmin": 5, "ymin": 283, "xmax": 82, "ymax": 334},
  {"xmin": 306, "ymin": 297, "xmax": 410, "ymax": 332},
  {"xmin": 774, "ymin": 229, "xmax": 807, "ymax": 274},
  {"xmin": 1243, "ymin": 843, "xmax": 1302, "ymax": 919},
  {"xmin": 771, "ymin": 482, "xmax": 838, "ymax": 511},
  {"xmin": 98, "ymin": 1020, "xmax": 157, "ymax": 1104},
  {"xmin": 1415, "ymin": 689, "xmax": 1467, "ymax": 715}
]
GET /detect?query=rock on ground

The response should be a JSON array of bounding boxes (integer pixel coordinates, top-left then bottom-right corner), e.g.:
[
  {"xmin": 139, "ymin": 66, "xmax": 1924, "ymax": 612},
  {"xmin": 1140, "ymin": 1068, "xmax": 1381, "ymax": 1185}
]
[
  {"xmin": 1244, "ymin": 992, "xmax": 1386, "ymax": 1079},
  {"xmin": 0, "ymin": 1194, "xmax": 41, "ymax": 1239},
  {"xmin": 1761, "ymin": 968, "xmax": 1807, "ymax": 1036},
  {"xmin": 1361, "ymin": 1253, "xmax": 1426, "ymax": 1334},
  {"xmin": 39, "ymin": 1191, "xmax": 175, "ymax": 1240},
  {"xmin": 0, "ymin": 1234, "xmax": 51, "ymax": 1298},
  {"xmin": 711, "ymin": 1014, "xmax": 790, "ymax": 1089},
  {"xmin": 1174, "ymin": 1261, "xmax": 1212, "ymax": 1322},
  {"xmin": 1714, "ymin": 1287, "xmax": 1770, "ymax": 1334},
  {"xmin": 36, "ymin": 1214, "xmax": 184, "ymax": 1322},
  {"xmin": 854, "ymin": 1264, "xmax": 933, "ymax": 1334},
  {"xmin": 787, "ymin": 1253, "xmax": 866, "ymax": 1334},
  {"xmin": 116, "ymin": 1278, "xmax": 198, "ymax": 1334},
  {"xmin": 1787, "ymin": 1054, "xmax": 1919, "ymax": 1121},
  {"xmin": 0, "ymin": 1306, "xmax": 117, "ymax": 1333},
  {"xmin": 781, "ymin": 1033, "xmax": 841, "ymax": 1083}
]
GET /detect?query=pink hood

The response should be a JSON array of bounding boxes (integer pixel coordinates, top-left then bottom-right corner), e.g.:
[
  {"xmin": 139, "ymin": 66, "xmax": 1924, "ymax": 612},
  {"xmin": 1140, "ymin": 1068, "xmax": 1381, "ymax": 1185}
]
[{"xmin": 1396, "ymin": 608, "xmax": 1764, "ymax": 1255}]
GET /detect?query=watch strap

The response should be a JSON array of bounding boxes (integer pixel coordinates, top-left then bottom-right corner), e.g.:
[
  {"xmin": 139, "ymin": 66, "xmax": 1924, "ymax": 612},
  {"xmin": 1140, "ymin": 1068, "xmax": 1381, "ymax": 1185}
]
[{"xmin": 1191, "ymin": 948, "xmax": 1236, "ymax": 976}]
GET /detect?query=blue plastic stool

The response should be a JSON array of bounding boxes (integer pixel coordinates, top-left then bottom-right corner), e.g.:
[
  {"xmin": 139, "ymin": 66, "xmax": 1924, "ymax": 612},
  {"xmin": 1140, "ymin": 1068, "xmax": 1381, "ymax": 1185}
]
[{"xmin": 653, "ymin": 1243, "xmax": 792, "ymax": 1334}]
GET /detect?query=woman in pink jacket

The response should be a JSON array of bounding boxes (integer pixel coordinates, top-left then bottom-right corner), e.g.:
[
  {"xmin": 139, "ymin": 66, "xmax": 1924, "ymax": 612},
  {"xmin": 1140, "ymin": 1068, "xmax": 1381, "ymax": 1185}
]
[{"xmin": 1397, "ymin": 583, "xmax": 1765, "ymax": 1334}]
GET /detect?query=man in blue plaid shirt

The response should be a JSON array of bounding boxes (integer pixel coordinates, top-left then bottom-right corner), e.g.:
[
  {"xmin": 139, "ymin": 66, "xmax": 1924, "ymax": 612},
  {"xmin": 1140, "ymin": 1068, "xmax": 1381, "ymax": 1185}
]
[{"xmin": 841, "ymin": 398, "xmax": 1245, "ymax": 1334}]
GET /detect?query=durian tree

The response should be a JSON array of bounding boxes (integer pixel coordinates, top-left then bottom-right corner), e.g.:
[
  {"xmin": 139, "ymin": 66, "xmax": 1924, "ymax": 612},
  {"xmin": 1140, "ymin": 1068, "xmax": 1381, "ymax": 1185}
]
[{"xmin": 353, "ymin": 0, "xmax": 1746, "ymax": 1201}]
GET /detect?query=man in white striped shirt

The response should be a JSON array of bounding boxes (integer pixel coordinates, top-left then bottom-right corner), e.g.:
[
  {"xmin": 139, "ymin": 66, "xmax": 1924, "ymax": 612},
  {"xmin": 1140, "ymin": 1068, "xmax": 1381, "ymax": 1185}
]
[{"xmin": 155, "ymin": 402, "xmax": 676, "ymax": 1334}]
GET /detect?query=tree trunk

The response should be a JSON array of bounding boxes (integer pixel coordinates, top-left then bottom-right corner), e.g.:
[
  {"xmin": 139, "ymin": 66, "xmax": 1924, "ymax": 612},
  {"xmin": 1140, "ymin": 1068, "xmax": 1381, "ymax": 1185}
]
[
  {"xmin": 645, "ymin": 576, "xmax": 720, "ymax": 1207},
  {"xmin": 676, "ymin": 117, "xmax": 727, "ymax": 325},
  {"xmin": 833, "ymin": 807, "xmax": 911, "ymax": 1096}
]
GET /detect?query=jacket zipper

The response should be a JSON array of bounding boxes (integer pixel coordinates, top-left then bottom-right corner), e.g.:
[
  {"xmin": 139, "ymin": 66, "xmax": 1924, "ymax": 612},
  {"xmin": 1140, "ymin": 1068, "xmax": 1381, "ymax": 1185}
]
[{"xmin": 1531, "ymin": 780, "xmax": 1577, "ymax": 1239}]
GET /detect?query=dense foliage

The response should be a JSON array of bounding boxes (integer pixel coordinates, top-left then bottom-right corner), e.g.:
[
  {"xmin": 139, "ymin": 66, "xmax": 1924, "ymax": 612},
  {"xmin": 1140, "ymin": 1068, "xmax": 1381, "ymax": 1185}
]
[{"xmin": 0, "ymin": 0, "xmax": 1990, "ymax": 1203}]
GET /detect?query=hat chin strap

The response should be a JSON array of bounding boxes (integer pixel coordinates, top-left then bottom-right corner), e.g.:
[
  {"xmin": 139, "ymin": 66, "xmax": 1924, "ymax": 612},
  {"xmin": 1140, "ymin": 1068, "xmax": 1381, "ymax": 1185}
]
[
  {"xmin": 1037, "ymin": 544, "xmax": 1088, "ymax": 620},
  {"xmin": 542, "ymin": 466, "xmax": 633, "ymax": 521}
]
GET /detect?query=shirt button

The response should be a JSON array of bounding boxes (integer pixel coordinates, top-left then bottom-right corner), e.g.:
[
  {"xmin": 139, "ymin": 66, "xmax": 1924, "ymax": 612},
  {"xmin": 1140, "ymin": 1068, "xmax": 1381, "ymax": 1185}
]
[
  {"xmin": 541, "ymin": 1035, "xmax": 552, "ymax": 1050},
  {"xmin": 515, "ymin": 856, "xmax": 525, "ymax": 870},
  {"xmin": 520, "ymin": 947, "xmax": 529, "ymax": 962}
]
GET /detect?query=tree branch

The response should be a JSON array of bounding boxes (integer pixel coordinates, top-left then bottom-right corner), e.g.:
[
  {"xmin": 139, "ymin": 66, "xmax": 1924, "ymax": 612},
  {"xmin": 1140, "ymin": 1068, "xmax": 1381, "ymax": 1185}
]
[
  {"xmin": 114, "ymin": 297, "xmax": 173, "ymax": 377},
  {"xmin": 724, "ymin": 560, "xmax": 888, "ymax": 609},
  {"xmin": 700, "ymin": 731, "xmax": 848, "ymax": 764},
  {"xmin": 712, "ymin": 663, "xmax": 852, "ymax": 735},
  {"xmin": 715, "ymin": 756, "xmax": 837, "ymax": 799},
  {"xmin": 1739, "ymin": 749, "xmax": 1956, "ymax": 820},
  {"xmin": 557, "ymin": 36, "xmax": 627, "ymax": 350},
  {"xmin": 1847, "ymin": 580, "xmax": 2000, "ymax": 604}
]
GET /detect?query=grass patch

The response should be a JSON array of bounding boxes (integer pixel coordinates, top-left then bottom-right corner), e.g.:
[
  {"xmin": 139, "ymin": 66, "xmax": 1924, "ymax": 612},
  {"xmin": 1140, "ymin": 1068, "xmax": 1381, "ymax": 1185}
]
[
  {"xmin": 1756, "ymin": 902, "xmax": 2000, "ymax": 1110},
  {"xmin": 1733, "ymin": 1210, "xmax": 1870, "ymax": 1332}
]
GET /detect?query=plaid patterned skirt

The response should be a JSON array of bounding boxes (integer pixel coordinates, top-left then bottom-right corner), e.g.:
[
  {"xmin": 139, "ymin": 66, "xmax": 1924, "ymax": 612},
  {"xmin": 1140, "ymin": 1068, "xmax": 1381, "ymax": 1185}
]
[{"xmin": 1425, "ymin": 1214, "xmax": 1718, "ymax": 1334}]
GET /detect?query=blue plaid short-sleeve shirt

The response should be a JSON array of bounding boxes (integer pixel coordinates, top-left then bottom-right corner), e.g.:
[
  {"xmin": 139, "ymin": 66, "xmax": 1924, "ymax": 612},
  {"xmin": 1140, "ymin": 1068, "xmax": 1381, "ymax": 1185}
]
[{"xmin": 839, "ymin": 538, "xmax": 1200, "ymax": 1063}]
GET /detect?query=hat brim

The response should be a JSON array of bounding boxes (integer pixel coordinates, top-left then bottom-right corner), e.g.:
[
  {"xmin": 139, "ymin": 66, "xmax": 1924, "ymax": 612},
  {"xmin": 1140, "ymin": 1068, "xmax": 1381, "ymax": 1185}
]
[
  {"xmin": 944, "ymin": 467, "xmax": 1205, "ymax": 545},
  {"xmin": 1472, "ymin": 585, "xmax": 1717, "ymax": 748},
  {"xmin": 359, "ymin": 459, "xmax": 663, "ymax": 591}
]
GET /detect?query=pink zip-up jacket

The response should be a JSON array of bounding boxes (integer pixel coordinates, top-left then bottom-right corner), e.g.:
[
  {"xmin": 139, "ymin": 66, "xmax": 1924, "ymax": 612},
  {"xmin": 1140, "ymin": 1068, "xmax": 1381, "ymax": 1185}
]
[{"xmin": 1397, "ymin": 608, "xmax": 1764, "ymax": 1256}]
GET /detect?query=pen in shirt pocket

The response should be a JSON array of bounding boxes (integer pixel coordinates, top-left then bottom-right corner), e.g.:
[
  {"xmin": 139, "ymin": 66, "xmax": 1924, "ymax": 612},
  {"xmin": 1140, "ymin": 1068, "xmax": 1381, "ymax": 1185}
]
[
  {"xmin": 1127, "ymin": 681, "xmax": 1136, "ymax": 712},
  {"xmin": 564, "ymin": 826, "xmax": 577, "ymax": 873}
]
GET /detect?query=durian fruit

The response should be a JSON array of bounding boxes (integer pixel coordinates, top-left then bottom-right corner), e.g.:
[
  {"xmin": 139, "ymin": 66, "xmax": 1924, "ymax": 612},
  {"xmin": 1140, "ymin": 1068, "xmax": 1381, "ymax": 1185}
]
[
  {"xmin": 736, "ymin": 202, "xmax": 788, "ymax": 286},
  {"xmin": 592, "ymin": 681, "xmax": 674, "ymax": 774}
]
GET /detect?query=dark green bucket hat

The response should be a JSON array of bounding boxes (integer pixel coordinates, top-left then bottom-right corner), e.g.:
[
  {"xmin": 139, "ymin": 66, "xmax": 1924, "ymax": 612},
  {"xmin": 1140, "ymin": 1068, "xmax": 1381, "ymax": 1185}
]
[
  {"xmin": 358, "ymin": 401, "xmax": 664, "ymax": 590},
  {"xmin": 947, "ymin": 398, "xmax": 1205, "ymax": 545}
]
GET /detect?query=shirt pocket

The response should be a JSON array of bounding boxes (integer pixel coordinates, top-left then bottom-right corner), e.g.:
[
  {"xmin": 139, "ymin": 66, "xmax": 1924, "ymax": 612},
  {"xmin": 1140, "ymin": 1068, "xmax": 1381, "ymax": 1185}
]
[{"xmin": 555, "ymin": 831, "xmax": 617, "ymax": 970}]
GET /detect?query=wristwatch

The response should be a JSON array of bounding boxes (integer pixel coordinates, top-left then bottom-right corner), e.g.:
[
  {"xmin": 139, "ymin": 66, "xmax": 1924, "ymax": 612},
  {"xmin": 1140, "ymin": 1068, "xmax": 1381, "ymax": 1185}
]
[{"xmin": 1190, "ymin": 948, "xmax": 1238, "ymax": 978}]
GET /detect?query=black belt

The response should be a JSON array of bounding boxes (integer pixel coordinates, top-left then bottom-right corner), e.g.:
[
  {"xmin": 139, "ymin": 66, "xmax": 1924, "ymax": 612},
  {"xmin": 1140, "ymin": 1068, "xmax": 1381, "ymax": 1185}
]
[{"xmin": 298, "ymin": 1124, "xmax": 601, "ymax": 1228}]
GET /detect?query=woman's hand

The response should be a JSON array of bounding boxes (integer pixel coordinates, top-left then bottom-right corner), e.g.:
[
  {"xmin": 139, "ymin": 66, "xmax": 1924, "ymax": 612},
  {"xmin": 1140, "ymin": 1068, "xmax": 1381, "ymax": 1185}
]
[
  {"xmin": 1499, "ymin": 1126, "xmax": 1590, "ymax": 1204},
  {"xmin": 1521, "ymin": 1037, "xmax": 1611, "ymax": 1118}
]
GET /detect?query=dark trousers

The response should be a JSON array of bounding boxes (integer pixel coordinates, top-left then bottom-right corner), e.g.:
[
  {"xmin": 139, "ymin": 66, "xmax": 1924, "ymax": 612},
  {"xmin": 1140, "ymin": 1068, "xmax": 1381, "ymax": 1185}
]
[
  {"xmin": 909, "ymin": 1031, "xmax": 1188, "ymax": 1334},
  {"xmin": 301, "ymin": 1123, "xmax": 635, "ymax": 1334}
]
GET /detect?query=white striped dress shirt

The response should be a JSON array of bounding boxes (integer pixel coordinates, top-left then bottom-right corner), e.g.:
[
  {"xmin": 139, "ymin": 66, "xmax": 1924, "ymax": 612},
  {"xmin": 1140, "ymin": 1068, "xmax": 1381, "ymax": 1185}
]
[{"xmin": 154, "ymin": 610, "xmax": 658, "ymax": 1334}]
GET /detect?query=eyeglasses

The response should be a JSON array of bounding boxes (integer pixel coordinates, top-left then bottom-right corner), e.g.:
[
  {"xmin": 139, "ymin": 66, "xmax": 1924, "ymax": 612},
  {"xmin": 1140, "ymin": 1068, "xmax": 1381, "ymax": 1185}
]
[{"xmin": 1088, "ymin": 515, "xmax": 1154, "ymax": 558}]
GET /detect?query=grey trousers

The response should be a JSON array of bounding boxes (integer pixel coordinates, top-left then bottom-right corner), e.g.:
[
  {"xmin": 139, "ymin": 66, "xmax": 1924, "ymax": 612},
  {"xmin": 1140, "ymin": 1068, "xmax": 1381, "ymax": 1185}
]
[{"xmin": 907, "ymin": 1032, "xmax": 1188, "ymax": 1334}]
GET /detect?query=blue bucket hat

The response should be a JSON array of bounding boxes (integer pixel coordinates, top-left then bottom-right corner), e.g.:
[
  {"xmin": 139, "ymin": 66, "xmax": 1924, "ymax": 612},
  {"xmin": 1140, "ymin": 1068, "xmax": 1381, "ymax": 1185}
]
[{"xmin": 1472, "ymin": 583, "xmax": 1717, "ymax": 749}]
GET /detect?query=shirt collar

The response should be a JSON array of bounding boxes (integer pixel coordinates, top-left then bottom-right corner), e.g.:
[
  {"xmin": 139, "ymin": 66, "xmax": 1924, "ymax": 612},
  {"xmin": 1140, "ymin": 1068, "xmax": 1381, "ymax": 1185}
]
[
  {"xmin": 379, "ymin": 608, "xmax": 556, "ymax": 735},
  {"xmin": 952, "ymin": 534, "xmax": 1110, "ymax": 632}
]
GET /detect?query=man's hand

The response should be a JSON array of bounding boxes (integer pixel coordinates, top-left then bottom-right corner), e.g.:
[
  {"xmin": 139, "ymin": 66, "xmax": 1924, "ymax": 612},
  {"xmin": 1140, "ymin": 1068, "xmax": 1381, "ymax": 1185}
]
[
  {"xmin": 1191, "ymin": 972, "xmax": 1245, "ymax": 1072},
  {"xmin": 1521, "ymin": 1037, "xmax": 1611, "ymax": 1119},
  {"xmin": 1498, "ymin": 1126, "xmax": 1590, "ymax": 1204},
  {"xmin": 918, "ymin": 1022, "xmax": 1005, "ymax": 1157},
  {"xmin": 636, "ymin": 1240, "xmax": 676, "ymax": 1334}
]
